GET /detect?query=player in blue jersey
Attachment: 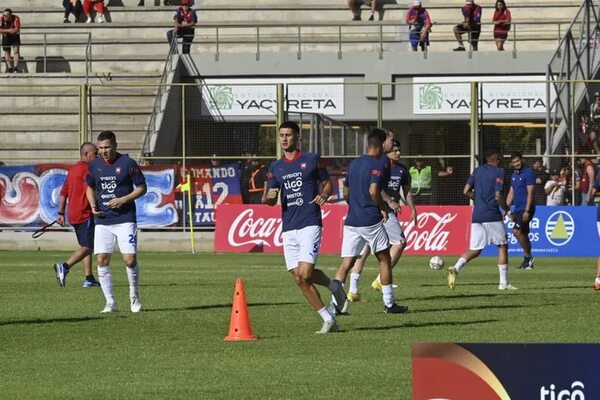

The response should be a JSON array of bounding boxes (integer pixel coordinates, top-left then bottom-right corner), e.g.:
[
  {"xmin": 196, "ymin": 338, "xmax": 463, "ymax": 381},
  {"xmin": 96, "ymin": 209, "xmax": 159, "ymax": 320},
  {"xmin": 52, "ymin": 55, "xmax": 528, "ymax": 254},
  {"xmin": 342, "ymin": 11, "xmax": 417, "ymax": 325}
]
[
  {"xmin": 592, "ymin": 173, "xmax": 600, "ymax": 291},
  {"xmin": 346, "ymin": 138, "xmax": 417, "ymax": 302},
  {"xmin": 85, "ymin": 131, "xmax": 147, "ymax": 314},
  {"xmin": 264, "ymin": 121, "xmax": 347, "ymax": 334},
  {"xmin": 506, "ymin": 152, "xmax": 536, "ymax": 270},
  {"xmin": 334, "ymin": 128, "xmax": 409, "ymax": 314},
  {"xmin": 447, "ymin": 148, "xmax": 516, "ymax": 290}
]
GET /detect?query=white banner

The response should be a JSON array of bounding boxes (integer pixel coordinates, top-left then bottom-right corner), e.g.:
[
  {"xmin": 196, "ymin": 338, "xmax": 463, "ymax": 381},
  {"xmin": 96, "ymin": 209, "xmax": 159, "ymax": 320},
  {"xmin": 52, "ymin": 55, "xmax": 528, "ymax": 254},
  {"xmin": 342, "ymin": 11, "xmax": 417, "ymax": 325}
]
[
  {"xmin": 202, "ymin": 78, "xmax": 344, "ymax": 116},
  {"xmin": 412, "ymin": 76, "xmax": 553, "ymax": 115}
]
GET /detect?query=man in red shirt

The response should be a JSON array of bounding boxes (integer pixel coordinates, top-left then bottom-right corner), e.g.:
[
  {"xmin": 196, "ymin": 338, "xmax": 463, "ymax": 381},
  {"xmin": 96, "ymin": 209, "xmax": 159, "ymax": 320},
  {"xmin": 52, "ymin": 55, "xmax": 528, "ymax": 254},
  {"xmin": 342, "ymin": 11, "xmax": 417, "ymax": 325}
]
[
  {"xmin": 579, "ymin": 155, "xmax": 596, "ymax": 206},
  {"xmin": 0, "ymin": 8, "xmax": 21, "ymax": 73},
  {"xmin": 53, "ymin": 142, "xmax": 101, "ymax": 288}
]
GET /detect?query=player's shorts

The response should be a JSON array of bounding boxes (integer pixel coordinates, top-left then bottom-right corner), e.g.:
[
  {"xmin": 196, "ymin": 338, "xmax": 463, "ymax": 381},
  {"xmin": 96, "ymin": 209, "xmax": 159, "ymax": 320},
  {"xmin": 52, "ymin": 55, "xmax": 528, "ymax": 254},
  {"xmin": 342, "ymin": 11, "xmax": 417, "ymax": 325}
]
[
  {"xmin": 409, "ymin": 30, "xmax": 428, "ymax": 49},
  {"xmin": 282, "ymin": 225, "xmax": 322, "ymax": 271},
  {"xmin": 2, "ymin": 34, "xmax": 20, "ymax": 52},
  {"xmin": 384, "ymin": 212, "xmax": 407, "ymax": 246},
  {"xmin": 342, "ymin": 221, "xmax": 390, "ymax": 258},
  {"xmin": 94, "ymin": 222, "xmax": 137, "ymax": 255},
  {"xmin": 512, "ymin": 210, "xmax": 534, "ymax": 234},
  {"xmin": 470, "ymin": 221, "xmax": 507, "ymax": 250},
  {"xmin": 73, "ymin": 217, "xmax": 95, "ymax": 249}
]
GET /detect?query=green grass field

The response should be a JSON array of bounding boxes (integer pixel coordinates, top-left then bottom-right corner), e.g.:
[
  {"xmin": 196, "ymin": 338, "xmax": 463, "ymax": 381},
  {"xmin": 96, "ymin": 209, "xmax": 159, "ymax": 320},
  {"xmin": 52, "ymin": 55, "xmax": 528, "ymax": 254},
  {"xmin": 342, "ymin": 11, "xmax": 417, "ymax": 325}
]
[{"xmin": 1, "ymin": 251, "xmax": 599, "ymax": 399}]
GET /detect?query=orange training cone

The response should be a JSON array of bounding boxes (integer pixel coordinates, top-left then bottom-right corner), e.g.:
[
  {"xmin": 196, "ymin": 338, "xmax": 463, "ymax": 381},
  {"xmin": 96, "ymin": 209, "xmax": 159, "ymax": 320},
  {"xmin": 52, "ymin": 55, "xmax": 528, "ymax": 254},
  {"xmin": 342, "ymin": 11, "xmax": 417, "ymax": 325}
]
[{"xmin": 224, "ymin": 278, "xmax": 257, "ymax": 341}]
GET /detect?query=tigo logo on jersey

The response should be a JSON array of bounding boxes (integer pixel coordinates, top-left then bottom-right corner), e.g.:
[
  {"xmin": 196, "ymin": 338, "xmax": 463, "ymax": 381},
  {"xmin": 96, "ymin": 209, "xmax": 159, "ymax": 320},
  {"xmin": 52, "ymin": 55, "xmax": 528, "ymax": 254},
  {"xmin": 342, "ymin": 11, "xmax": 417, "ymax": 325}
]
[
  {"xmin": 540, "ymin": 381, "xmax": 585, "ymax": 400},
  {"xmin": 545, "ymin": 211, "xmax": 575, "ymax": 246}
]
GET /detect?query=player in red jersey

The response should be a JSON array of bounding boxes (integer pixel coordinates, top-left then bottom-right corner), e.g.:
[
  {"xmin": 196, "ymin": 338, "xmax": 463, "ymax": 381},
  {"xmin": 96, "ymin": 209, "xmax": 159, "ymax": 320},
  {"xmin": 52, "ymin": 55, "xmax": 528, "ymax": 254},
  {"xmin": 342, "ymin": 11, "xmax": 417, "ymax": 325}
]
[{"xmin": 53, "ymin": 142, "xmax": 101, "ymax": 288}]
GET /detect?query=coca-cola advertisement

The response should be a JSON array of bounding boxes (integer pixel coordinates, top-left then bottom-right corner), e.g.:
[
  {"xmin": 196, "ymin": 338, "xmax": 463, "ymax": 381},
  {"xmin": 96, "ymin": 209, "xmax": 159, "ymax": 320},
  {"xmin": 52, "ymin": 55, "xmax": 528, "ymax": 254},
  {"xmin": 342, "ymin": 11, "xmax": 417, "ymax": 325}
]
[{"xmin": 215, "ymin": 204, "xmax": 471, "ymax": 255}]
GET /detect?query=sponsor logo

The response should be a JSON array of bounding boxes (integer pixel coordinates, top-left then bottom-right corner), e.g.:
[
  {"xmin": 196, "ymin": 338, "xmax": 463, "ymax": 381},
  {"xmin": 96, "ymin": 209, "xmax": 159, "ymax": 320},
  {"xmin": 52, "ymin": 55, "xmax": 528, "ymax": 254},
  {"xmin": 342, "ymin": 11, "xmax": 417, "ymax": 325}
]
[
  {"xmin": 401, "ymin": 212, "xmax": 457, "ymax": 251},
  {"xmin": 419, "ymin": 84, "xmax": 443, "ymax": 109},
  {"xmin": 540, "ymin": 381, "xmax": 585, "ymax": 400},
  {"xmin": 207, "ymin": 86, "xmax": 234, "ymax": 110},
  {"xmin": 101, "ymin": 181, "xmax": 117, "ymax": 193},
  {"xmin": 115, "ymin": 167, "xmax": 121, "ymax": 175},
  {"xmin": 545, "ymin": 211, "xmax": 575, "ymax": 246},
  {"xmin": 283, "ymin": 177, "xmax": 303, "ymax": 192},
  {"xmin": 227, "ymin": 209, "xmax": 283, "ymax": 248}
]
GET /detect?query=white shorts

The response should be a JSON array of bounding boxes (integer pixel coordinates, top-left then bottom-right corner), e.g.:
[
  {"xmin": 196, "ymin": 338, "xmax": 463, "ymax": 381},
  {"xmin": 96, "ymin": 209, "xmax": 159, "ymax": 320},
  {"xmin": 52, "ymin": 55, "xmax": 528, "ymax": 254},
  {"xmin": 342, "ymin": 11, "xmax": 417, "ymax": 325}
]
[
  {"xmin": 282, "ymin": 225, "xmax": 322, "ymax": 271},
  {"xmin": 94, "ymin": 222, "xmax": 138, "ymax": 255},
  {"xmin": 384, "ymin": 213, "xmax": 407, "ymax": 246},
  {"xmin": 469, "ymin": 221, "xmax": 507, "ymax": 250},
  {"xmin": 342, "ymin": 221, "xmax": 390, "ymax": 258}
]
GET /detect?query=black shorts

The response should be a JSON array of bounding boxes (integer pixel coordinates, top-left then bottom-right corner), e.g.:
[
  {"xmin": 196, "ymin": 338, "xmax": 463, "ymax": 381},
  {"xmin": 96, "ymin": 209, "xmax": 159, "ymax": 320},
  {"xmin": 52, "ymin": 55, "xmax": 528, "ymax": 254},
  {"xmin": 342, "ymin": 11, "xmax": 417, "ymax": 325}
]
[
  {"xmin": 2, "ymin": 34, "xmax": 20, "ymax": 52},
  {"xmin": 73, "ymin": 217, "xmax": 95, "ymax": 249},
  {"xmin": 454, "ymin": 25, "xmax": 480, "ymax": 43},
  {"xmin": 512, "ymin": 210, "xmax": 534, "ymax": 234}
]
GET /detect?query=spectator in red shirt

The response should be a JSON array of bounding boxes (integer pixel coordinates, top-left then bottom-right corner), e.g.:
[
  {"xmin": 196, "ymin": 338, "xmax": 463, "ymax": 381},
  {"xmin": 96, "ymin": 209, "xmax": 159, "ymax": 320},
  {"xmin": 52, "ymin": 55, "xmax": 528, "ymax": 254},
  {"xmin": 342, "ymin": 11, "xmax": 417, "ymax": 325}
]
[
  {"xmin": 166, "ymin": 0, "xmax": 197, "ymax": 54},
  {"xmin": 0, "ymin": 8, "xmax": 21, "ymax": 73},
  {"xmin": 53, "ymin": 142, "xmax": 101, "ymax": 288},
  {"xmin": 83, "ymin": 0, "xmax": 105, "ymax": 23},
  {"xmin": 492, "ymin": 0, "xmax": 511, "ymax": 51},
  {"xmin": 579, "ymin": 155, "xmax": 596, "ymax": 206},
  {"xmin": 453, "ymin": 0, "xmax": 482, "ymax": 51}
]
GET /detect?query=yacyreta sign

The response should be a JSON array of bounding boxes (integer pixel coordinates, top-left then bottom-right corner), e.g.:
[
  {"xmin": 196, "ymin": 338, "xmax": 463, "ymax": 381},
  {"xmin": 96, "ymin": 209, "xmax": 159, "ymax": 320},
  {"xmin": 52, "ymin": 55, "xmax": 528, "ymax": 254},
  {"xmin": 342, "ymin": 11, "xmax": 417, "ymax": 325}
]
[
  {"xmin": 412, "ymin": 343, "xmax": 600, "ymax": 400},
  {"xmin": 413, "ymin": 75, "xmax": 554, "ymax": 115}
]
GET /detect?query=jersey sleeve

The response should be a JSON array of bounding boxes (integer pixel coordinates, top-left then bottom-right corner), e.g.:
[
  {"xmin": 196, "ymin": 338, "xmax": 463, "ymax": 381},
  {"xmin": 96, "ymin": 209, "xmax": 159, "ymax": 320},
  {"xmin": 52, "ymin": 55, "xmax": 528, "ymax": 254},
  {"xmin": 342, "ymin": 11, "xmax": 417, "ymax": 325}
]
[
  {"xmin": 129, "ymin": 161, "xmax": 146, "ymax": 187},
  {"xmin": 525, "ymin": 169, "xmax": 536, "ymax": 186},
  {"xmin": 85, "ymin": 163, "xmax": 96, "ymax": 188},
  {"xmin": 192, "ymin": 10, "xmax": 198, "ymax": 23},
  {"xmin": 495, "ymin": 168, "xmax": 505, "ymax": 191},
  {"xmin": 266, "ymin": 163, "xmax": 279, "ymax": 189},
  {"xmin": 60, "ymin": 173, "xmax": 69, "ymax": 198},
  {"xmin": 369, "ymin": 161, "xmax": 386, "ymax": 186}
]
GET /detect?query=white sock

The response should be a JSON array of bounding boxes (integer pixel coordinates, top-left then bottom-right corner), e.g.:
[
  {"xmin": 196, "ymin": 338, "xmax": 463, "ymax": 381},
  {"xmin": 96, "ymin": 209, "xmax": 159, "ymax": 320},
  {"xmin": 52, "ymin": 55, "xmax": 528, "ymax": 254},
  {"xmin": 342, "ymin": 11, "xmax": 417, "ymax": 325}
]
[
  {"xmin": 349, "ymin": 273, "xmax": 360, "ymax": 294},
  {"xmin": 98, "ymin": 266, "xmax": 115, "ymax": 304},
  {"xmin": 498, "ymin": 264, "xmax": 509, "ymax": 286},
  {"xmin": 596, "ymin": 277, "xmax": 600, "ymax": 284},
  {"xmin": 454, "ymin": 257, "xmax": 468, "ymax": 274},
  {"xmin": 382, "ymin": 284, "xmax": 394, "ymax": 307},
  {"xmin": 317, "ymin": 306, "xmax": 334, "ymax": 322},
  {"xmin": 126, "ymin": 264, "xmax": 140, "ymax": 298}
]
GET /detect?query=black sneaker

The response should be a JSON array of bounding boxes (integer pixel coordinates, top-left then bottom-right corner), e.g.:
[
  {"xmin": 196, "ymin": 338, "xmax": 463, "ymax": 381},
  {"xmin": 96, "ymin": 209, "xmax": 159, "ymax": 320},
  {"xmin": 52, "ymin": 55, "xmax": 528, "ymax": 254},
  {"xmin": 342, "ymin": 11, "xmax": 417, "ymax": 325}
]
[
  {"xmin": 63, "ymin": 18, "xmax": 71, "ymax": 23},
  {"xmin": 384, "ymin": 303, "xmax": 409, "ymax": 314},
  {"xmin": 519, "ymin": 256, "xmax": 534, "ymax": 270},
  {"xmin": 368, "ymin": 14, "xmax": 374, "ymax": 21},
  {"xmin": 352, "ymin": 15, "xmax": 361, "ymax": 21},
  {"xmin": 137, "ymin": 0, "xmax": 144, "ymax": 5},
  {"xmin": 6, "ymin": 67, "xmax": 13, "ymax": 73},
  {"xmin": 453, "ymin": 46, "xmax": 466, "ymax": 51}
]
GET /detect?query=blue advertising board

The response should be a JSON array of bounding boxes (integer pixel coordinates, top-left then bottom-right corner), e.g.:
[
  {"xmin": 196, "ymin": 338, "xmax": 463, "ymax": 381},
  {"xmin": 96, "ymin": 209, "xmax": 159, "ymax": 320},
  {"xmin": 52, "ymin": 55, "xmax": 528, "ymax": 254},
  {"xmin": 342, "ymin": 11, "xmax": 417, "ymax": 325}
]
[{"xmin": 482, "ymin": 206, "xmax": 600, "ymax": 257}]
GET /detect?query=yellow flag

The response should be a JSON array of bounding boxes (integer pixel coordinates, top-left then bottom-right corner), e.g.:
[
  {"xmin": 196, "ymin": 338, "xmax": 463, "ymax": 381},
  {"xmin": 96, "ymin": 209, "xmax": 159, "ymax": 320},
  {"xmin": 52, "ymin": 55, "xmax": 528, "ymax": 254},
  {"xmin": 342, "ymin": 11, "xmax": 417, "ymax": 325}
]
[{"xmin": 177, "ymin": 180, "xmax": 190, "ymax": 192}]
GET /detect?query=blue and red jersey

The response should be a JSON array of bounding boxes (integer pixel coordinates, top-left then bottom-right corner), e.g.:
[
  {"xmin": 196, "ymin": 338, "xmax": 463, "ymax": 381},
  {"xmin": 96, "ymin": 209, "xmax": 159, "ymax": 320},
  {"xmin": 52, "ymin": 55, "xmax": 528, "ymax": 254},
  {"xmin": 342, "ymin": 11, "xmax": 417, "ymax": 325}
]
[
  {"xmin": 344, "ymin": 154, "xmax": 389, "ymax": 227},
  {"xmin": 468, "ymin": 163, "xmax": 505, "ymax": 223},
  {"xmin": 385, "ymin": 162, "xmax": 411, "ymax": 208},
  {"xmin": 174, "ymin": 7, "xmax": 197, "ymax": 33},
  {"xmin": 86, "ymin": 153, "xmax": 146, "ymax": 225},
  {"xmin": 267, "ymin": 151, "xmax": 330, "ymax": 232},
  {"xmin": 461, "ymin": 4, "xmax": 482, "ymax": 30},
  {"xmin": 510, "ymin": 165, "xmax": 535, "ymax": 213}
]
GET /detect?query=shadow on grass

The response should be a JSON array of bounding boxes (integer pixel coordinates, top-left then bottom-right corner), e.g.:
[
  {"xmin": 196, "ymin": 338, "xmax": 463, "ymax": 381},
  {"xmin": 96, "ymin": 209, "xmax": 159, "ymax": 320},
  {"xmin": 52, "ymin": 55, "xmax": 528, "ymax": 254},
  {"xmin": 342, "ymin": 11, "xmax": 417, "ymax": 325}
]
[
  {"xmin": 0, "ymin": 316, "xmax": 106, "ymax": 326},
  {"xmin": 408, "ymin": 303, "xmax": 542, "ymax": 314},
  {"xmin": 406, "ymin": 293, "xmax": 501, "ymax": 301},
  {"xmin": 144, "ymin": 301, "xmax": 299, "ymax": 313},
  {"xmin": 354, "ymin": 319, "xmax": 500, "ymax": 331},
  {"xmin": 420, "ymin": 283, "xmax": 498, "ymax": 287}
]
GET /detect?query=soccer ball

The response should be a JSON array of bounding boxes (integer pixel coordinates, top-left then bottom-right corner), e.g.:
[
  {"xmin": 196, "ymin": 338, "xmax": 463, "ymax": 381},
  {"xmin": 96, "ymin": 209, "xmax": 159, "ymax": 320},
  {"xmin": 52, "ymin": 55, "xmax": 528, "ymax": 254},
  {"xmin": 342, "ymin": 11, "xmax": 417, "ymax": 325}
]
[{"xmin": 429, "ymin": 256, "xmax": 445, "ymax": 270}]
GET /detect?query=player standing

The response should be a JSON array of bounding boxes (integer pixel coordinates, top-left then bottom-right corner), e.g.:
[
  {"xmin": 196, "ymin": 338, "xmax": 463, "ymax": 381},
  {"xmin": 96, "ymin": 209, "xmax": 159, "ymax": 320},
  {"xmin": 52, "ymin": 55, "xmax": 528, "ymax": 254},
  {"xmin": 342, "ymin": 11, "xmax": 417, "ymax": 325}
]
[
  {"xmin": 506, "ymin": 152, "xmax": 536, "ymax": 270},
  {"xmin": 85, "ymin": 131, "xmax": 147, "ymax": 313},
  {"xmin": 264, "ymin": 121, "xmax": 347, "ymax": 334},
  {"xmin": 590, "ymin": 170, "xmax": 600, "ymax": 291},
  {"xmin": 334, "ymin": 128, "xmax": 409, "ymax": 314},
  {"xmin": 53, "ymin": 142, "xmax": 101, "ymax": 288},
  {"xmin": 346, "ymin": 139, "xmax": 417, "ymax": 301},
  {"xmin": 447, "ymin": 148, "xmax": 516, "ymax": 290}
]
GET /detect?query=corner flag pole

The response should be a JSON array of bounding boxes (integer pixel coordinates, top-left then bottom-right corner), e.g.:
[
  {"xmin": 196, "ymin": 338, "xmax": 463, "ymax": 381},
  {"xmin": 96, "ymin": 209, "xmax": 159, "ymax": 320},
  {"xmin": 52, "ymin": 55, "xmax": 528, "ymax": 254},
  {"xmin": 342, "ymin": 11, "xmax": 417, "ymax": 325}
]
[{"xmin": 177, "ymin": 175, "xmax": 196, "ymax": 254}]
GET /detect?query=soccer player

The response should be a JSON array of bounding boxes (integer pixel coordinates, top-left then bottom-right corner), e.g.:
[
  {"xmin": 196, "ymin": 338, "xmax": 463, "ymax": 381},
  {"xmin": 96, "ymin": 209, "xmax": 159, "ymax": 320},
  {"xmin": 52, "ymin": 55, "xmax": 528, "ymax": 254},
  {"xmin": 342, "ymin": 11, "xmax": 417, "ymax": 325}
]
[
  {"xmin": 334, "ymin": 128, "xmax": 409, "ymax": 314},
  {"xmin": 85, "ymin": 131, "xmax": 147, "ymax": 313},
  {"xmin": 264, "ymin": 121, "xmax": 347, "ymax": 334},
  {"xmin": 590, "ymin": 171, "xmax": 600, "ymax": 290},
  {"xmin": 346, "ymin": 139, "xmax": 417, "ymax": 302},
  {"xmin": 53, "ymin": 142, "xmax": 101, "ymax": 288},
  {"xmin": 447, "ymin": 148, "xmax": 516, "ymax": 290},
  {"xmin": 506, "ymin": 152, "xmax": 536, "ymax": 270}
]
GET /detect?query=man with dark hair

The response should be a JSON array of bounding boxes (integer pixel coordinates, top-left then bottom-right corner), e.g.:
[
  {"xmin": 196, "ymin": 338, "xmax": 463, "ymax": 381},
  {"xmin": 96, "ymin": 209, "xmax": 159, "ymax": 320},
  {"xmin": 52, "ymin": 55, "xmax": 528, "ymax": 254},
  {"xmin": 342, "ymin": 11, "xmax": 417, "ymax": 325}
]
[
  {"xmin": 86, "ymin": 131, "xmax": 147, "ymax": 313},
  {"xmin": 0, "ymin": 8, "xmax": 21, "ymax": 73},
  {"xmin": 453, "ymin": 0, "xmax": 482, "ymax": 51},
  {"xmin": 53, "ymin": 142, "xmax": 101, "ymax": 288},
  {"xmin": 334, "ymin": 128, "xmax": 408, "ymax": 314},
  {"xmin": 264, "ymin": 121, "xmax": 346, "ymax": 334},
  {"xmin": 506, "ymin": 152, "xmax": 536, "ymax": 270},
  {"xmin": 447, "ymin": 148, "xmax": 516, "ymax": 290}
]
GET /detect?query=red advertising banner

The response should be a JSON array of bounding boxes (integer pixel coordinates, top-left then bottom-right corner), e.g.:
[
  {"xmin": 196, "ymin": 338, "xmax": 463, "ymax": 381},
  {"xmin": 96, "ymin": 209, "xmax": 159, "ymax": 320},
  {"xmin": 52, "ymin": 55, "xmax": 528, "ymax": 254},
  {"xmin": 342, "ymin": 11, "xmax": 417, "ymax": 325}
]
[{"xmin": 215, "ymin": 204, "xmax": 472, "ymax": 255}]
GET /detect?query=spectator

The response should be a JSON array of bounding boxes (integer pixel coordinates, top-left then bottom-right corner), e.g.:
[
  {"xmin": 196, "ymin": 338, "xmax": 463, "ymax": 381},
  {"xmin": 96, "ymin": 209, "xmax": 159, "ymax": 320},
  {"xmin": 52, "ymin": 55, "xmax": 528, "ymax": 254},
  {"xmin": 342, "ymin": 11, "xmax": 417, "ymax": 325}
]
[
  {"xmin": 167, "ymin": 0, "xmax": 197, "ymax": 54},
  {"xmin": 590, "ymin": 92, "xmax": 600, "ymax": 124},
  {"xmin": 492, "ymin": 0, "xmax": 511, "ymax": 51},
  {"xmin": 409, "ymin": 159, "xmax": 433, "ymax": 205},
  {"xmin": 240, "ymin": 151, "xmax": 254, "ymax": 204},
  {"xmin": 545, "ymin": 170, "xmax": 565, "ymax": 206},
  {"xmin": 579, "ymin": 155, "xmax": 596, "ymax": 205},
  {"xmin": 0, "ymin": 8, "xmax": 21, "ymax": 73},
  {"xmin": 63, "ymin": 0, "xmax": 82, "ymax": 23},
  {"xmin": 348, "ymin": 0, "xmax": 383, "ymax": 21},
  {"xmin": 432, "ymin": 162, "xmax": 455, "ymax": 205},
  {"xmin": 453, "ymin": 0, "xmax": 482, "ymax": 51},
  {"xmin": 406, "ymin": 0, "xmax": 432, "ymax": 52},
  {"xmin": 563, "ymin": 166, "xmax": 582, "ymax": 205},
  {"xmin": 246, "ymin": 159, "xmax": 267, "ymax": 204},
  {"xmin": 83, "ymin": 0, "xmax": 105, "ymax": 23},
  {"xmin": 531, "ymin": 158, "xmax": 549, "ymax": 205}
]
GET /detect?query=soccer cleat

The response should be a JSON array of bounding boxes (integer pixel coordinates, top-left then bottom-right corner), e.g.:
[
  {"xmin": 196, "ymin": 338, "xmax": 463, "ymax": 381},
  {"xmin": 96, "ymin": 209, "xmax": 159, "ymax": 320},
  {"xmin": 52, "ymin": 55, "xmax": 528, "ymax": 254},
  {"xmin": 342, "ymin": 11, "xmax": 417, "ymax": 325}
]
[
  {"xmin": 594, "ymin": 281, "xmax": 600, "ymax": 291},
  {"xmin": 347, "ymin": 292, "xmax": 362, "ymax": 303},
  {"xmin": 82, "ymin": 279, "xmax": 101, "ymax": 288},
  {"xmin": 447, "ymin": 266, "xmax": 456, "ymax": 289},
  {"xmin": 383, "ymin": 303, "xmax": 409, "ymax": 314},
  {"xmin": 330, "ymin": 279, "xmax": 349, "ymax": 314},
  {"xmin": 100, "ymin": 302, "xmax": 118, "ymax": 313},
  {"xmin": 520, "ymin": 256, "xmax": 534, "ymax": 270},
  {"xmin": 371, "ymin": 279, "xmax": 382, "ymax": 291},
  {"xmin": 315, "ymin": 319, "xmax": 339, "ymax": 334},
  {"xmin": 130, "ymin": 296, "xmax": 142, "ymax": 313},
  {"xmin": 498, "ymin": 283, "xmax": 518, "ymax": 290},
  {"xmin": 53, "ymin": 263, "xmax": 69, "ymax": 287}
]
